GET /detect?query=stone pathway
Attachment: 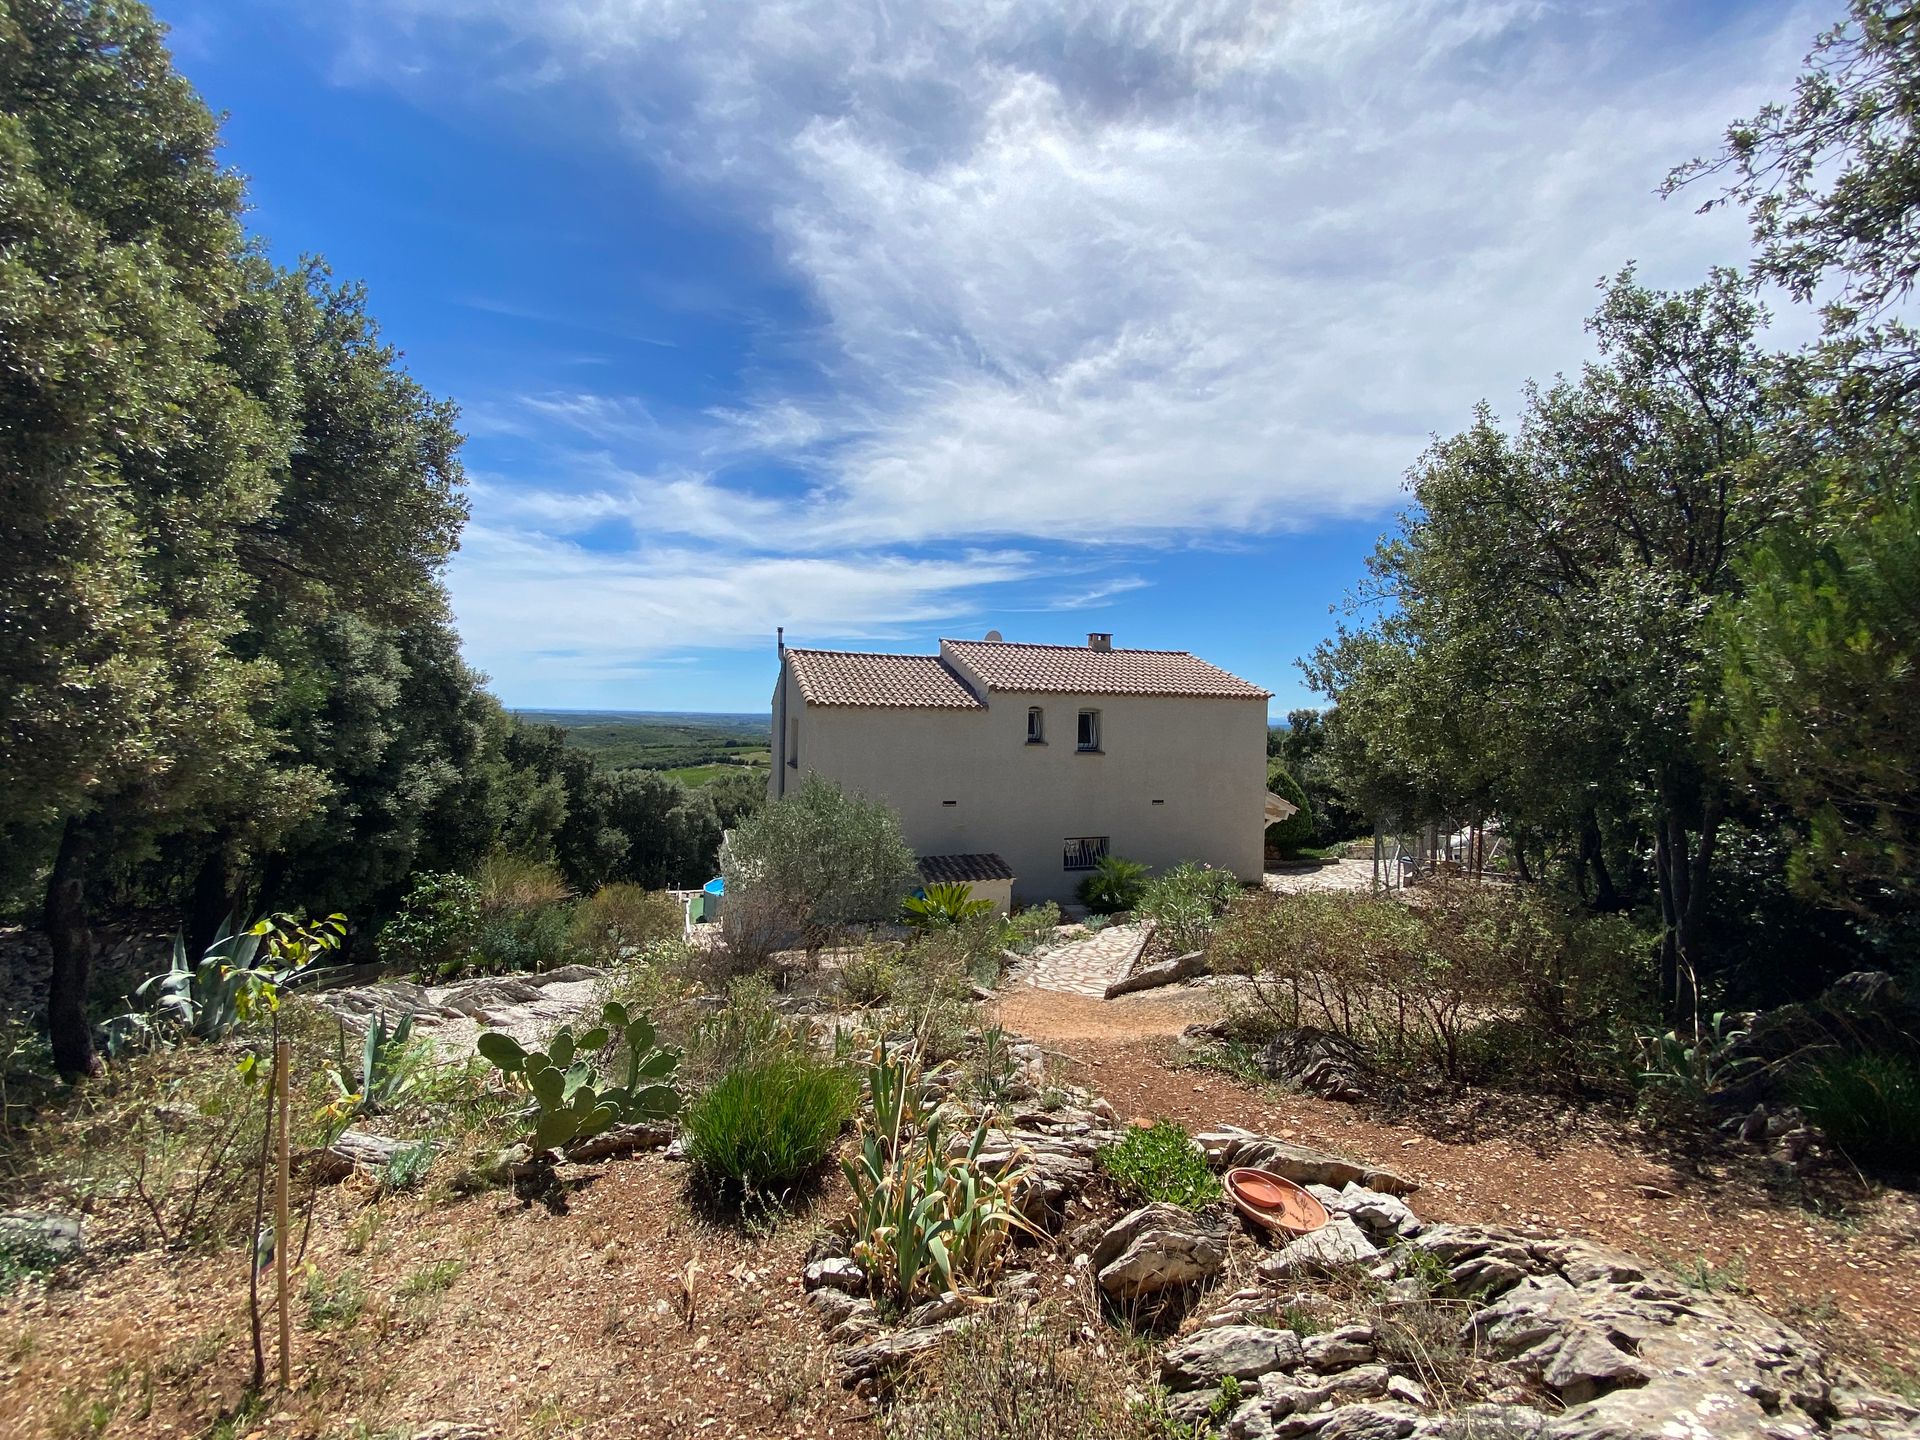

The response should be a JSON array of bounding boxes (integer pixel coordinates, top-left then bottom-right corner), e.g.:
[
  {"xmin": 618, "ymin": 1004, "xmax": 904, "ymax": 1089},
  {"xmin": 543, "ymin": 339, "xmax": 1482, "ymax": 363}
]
[
  {"xmin": 1262, "ymin": 856, "xmax": 1380, "ymax": 894},
  {"xmin": 1008, "ymin": 924, "xmax": 1147, "ymax": 998}
]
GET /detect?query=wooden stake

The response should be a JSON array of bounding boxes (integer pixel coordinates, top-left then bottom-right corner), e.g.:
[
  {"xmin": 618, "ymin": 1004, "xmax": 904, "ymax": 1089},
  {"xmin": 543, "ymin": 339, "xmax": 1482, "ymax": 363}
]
[{"xmin": 274, "ymin": 1035, "xmax": 292, "ymax": 1390}]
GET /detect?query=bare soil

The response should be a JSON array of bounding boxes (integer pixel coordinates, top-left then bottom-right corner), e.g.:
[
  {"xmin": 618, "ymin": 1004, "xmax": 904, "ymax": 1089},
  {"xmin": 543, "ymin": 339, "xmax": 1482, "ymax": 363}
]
[
  {"xmin": 994, "ymin": 986, "xmax": 1920, "ymax": 1376},
  {"xmin": 0, "ymin": 1159, "xmax": 869, "ymax": 1440}
]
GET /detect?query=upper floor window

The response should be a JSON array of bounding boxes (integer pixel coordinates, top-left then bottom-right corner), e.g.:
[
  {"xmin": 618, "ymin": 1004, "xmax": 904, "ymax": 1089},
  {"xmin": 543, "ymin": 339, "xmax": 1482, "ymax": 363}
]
[
  {"xmin": 1077, "ymin": 709, "xmax": 1101, "ymax": 752},
  {"xmin": 1027, "ymin": 706, "xmax": 1045, "ymax": 744}
]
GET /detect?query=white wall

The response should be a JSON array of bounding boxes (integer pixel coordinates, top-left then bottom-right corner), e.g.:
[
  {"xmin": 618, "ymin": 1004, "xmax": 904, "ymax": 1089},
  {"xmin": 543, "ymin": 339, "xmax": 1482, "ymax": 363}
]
[{"xmin": 773, "ymin": 661, "xmax": 1267, "ymax": 904}]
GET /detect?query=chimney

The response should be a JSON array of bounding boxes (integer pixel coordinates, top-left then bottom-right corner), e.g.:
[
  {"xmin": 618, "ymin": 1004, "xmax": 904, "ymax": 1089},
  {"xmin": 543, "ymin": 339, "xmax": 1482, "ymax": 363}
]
[
  {"xmin": 1087, "ymin": 632, "xmax": 1112, "ymax": 652},
  {"xmin": 777, "ymin": 626, "xmax": 785, "ymax": 656}
]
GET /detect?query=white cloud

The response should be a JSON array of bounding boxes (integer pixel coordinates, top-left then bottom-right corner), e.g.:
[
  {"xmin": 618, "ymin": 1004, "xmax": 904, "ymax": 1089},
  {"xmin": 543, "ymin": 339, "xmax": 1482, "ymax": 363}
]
[
  {"xmin": 332, "ymin": 0, "xmax": 1824, "ymax": 669},
  {"xmin": 447, "ymin": 523, "xmax": 1040, "ymax": 694}
]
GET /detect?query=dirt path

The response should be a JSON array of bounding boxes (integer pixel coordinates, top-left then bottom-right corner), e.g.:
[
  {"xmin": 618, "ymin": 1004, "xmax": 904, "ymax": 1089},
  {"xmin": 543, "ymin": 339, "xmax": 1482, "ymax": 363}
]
[{"xmin": 992, "ymin": 986, "xmax": 1920, "ymax": 1375}]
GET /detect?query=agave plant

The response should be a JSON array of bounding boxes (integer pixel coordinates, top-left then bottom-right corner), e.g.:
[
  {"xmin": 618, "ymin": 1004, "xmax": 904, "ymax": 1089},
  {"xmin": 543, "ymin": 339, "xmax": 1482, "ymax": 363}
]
[
  {"xmin": 476, "ymin": 1002, "xmax": 681, "ymax": 1155},
  {"xmin": 331, "ymin": 1010, "xmax": 426, "ymax": 1116},
  {"xmin": 103, "ymin": 915, "xmax": 342, "ymax": 1056},
  {"xmin": 901, "ymin": 882, "xmax": 993, "ymax": 930}
]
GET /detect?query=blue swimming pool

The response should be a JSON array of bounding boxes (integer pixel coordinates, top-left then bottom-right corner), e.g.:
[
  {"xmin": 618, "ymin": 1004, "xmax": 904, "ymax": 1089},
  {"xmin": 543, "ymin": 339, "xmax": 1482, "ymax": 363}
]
[{"xmin": 702, "ymin": 876, "xmax": 725, "ymax": 896}]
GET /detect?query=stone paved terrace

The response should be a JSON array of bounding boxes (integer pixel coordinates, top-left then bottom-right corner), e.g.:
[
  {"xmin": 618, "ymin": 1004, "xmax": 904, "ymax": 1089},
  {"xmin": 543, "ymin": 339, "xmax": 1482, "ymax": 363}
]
[
  {"xmin": 1010, "ymin": 861, "xmax": 1385, "ymax": 997},
  {"xmin": 1261, "ymin": 856, "xmax": 1380, "ymax": 894},
  {"xmin": 1008, "ymin": 923, "xmax": 1148, "ymax": 997}
]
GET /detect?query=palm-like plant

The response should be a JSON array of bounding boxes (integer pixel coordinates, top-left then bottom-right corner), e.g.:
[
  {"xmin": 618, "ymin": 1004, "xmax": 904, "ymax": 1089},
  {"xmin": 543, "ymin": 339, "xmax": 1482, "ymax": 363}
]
[
  {"xmin": 901, "ymin": 882, "xmax": 993, "ymax": 929},
  {"xmin": 1077, "ymin": 855, "xmax": 1149, "ymax": 915}
]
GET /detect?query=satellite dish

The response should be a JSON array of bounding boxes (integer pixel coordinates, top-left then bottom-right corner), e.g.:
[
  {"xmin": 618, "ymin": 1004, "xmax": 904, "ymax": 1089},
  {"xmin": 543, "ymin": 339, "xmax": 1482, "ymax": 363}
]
[{"xmin": 984, "ymin": 629, "xmax": 1004, "ymax": 642}]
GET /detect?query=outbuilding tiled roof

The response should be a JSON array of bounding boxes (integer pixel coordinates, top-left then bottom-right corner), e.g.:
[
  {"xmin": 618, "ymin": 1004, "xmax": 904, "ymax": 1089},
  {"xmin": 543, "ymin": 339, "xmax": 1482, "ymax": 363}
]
[
  {"xmin": 941, "ymin": 639, "xmax": 1270, "ymax": 699},
  {"xmin": 918, "ymin": 853, "xmax": 1016, "ymax": 884},
  {"xmin": 784, "ymin": 648, "xmax": 983, "ymax": 709}
]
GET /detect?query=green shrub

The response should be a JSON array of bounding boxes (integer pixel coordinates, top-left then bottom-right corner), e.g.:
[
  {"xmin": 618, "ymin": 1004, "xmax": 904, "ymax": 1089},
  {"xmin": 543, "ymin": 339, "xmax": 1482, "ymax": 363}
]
[
  {"xmin": 884, "ymin": 939, "xmax": 979, "ymax": 1063},
  {"xmin": 1215, "ymin": 882, "xmax": 1650, "ymax": 1088},
  {"xmin": 567, "ymin": 884, "xmax": 684, "ymax": 963},
  {"xmin": 1137, "ymin": 862, "xmax": 1240, "ymax": 955},
  {"xmin": 381, "ymin": 872, "xmax": 483, "ymax": 978},
  {"xmin": 1793, "ymin": 1052, "xmax": 1920, "ymax": 1169},
  {"xmin": 1264, "ymin": 763, "xmax": 1314, "ymax": 855},
  {"xmin": 1000, "ymin": 902, "xmax": 1063, "ymax": 953},
  {"xmin": 683, "ymin": 1052, "xmax": 858, "ymax": 1200},
  {"xmin": 1077, "ymin": 855, "xmax": 1148, "ymax": 915},
  {"xmin": 377, "ymin": 1140, "xmax": 436, "ymax": 1193},
  {"xmin": 470, "ymin": 900, "xmax": 574, "ymax": 975},
  {"xmin": 686, "ymin": 972, "xmax": 810, "ymax": 1084},
  {"xmin": 836, "ymin": 944, "xmax": 903, "ymax": 1008},
  {"xmin": 1098, "ymin": 1120, "xmax": 1221, "ymax": 1209}
]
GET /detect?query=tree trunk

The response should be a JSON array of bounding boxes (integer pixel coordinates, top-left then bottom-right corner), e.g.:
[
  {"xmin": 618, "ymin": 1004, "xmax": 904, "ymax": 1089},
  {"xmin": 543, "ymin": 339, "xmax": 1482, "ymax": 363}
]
[
  {"xmin": 44, "ymin": 816, "xmax": 100, "ymax": 1078},
  {"xmin": 187, "ymin": 835, "xmax": 243, "ymax": 960},
  {"xmin": 1581, "ymin": 812, "xmax": 1621, "ymax": 912},
  {"xmin": 1653, "ymin": 793, "xmax": 1722, "ymax": 1022},
  {"xmin": 1654, "ymin": 817, "xmax": 1680, "ymax": 1019}
]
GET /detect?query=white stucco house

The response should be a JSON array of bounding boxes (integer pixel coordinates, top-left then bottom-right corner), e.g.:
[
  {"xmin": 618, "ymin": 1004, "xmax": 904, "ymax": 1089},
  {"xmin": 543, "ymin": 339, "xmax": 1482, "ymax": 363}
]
[{"xmin": 768, "ymin": 632, "xmax": 1285, "ymax": 906}]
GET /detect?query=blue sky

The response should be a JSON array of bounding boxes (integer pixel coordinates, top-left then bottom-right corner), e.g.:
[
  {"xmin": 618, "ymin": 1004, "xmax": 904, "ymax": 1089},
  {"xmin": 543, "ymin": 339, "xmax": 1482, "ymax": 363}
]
[{"xmin": 157, "ymin": 0, "xmax": 1822, "ymax": 714}]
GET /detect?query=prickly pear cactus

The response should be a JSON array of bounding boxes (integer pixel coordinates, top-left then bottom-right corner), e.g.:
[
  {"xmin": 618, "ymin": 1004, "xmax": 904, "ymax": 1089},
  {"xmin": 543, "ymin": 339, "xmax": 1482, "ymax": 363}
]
[{"xmin": 475, "ymin": 1003, "xmax": 682, "ymax": 1155}]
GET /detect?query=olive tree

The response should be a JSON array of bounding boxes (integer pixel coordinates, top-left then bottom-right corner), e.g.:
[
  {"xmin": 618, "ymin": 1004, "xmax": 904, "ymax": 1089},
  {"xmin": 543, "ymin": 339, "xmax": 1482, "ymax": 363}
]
[{"xmin": 718, "ymin": 774, "xmax": 918, "ymax": 950}]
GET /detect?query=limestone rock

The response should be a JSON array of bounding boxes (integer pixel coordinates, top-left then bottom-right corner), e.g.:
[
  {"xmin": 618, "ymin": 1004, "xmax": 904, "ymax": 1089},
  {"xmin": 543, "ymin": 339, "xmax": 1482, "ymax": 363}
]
[
  {"xmin": 1314, "ymin": 1405, "xmax": 1419, "ymax": 1440},
  {"xmin": 1160, "ymin": 1324, "xmax": 1305, "ymax": 1389},
  {"xmin": 1195, "ymin": 1127, "xmax": 1417, "ymax": 1197},
  {"xmin": 1384, "ymin": 1376, "xmax": 1427, "ymax": 1409},
  {"xmin": 1258, "ymin": 1216, "xmax": 1380, "ymax": 1278},
  {"xmin": 1428, "ymin": 1405, "xmax": 1549, "ymax": 1438},
  {"xmin": 1092, "ymin": 1202, "xmax": 1231, "ymax": 1301},
  {"xmin": 1302, "ymin": 1324, "xmax": 1374, "ymax": 1371},
  {"xmin": 966, "ymin": 1108, "xmax": 1123, "ymax": 1227},
  {"xmin": 1105, "ymin": 950, "xmax": 1210, "ymax": 999},
  {"xmin": 841, "ymin": 1311, "xmax": 972, "ymax": 1379},
  {"xmin": 802, "ymin": 1257, "xmax": 867, "ymax": 1293},
  {"xmin": 1540, "ymin": 1327, "xmax": 1651, "ymax": 1405},
  {"xmin": 1316, "ymin": 1182, "xmax": 1422, "ymax": 1239},
  {"xmin": 0, "ymin": 1211, "xmax": 83, "ymax": 1263},
  {"xmin": 562, "ymin": 1122, "xmax": 673, "ymax": 1164},
  {"xmin": 805, "ymin": 1288, "xmax": 866, "ymax": 1326},
  {"xmin": 1543, "ymin": 1376, "xmax": 1794, "ymax": 1440},
  {"xmin": 1255, "ymin": 1028, "xmax": 1370, "ymax": 1102}
]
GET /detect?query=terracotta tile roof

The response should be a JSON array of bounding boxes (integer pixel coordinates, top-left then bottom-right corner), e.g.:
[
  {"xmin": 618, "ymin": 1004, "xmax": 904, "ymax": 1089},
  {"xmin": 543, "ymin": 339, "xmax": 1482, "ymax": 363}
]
[
  {"xmin": 918, "ymin": 853, "xmax": 1015, "ymax": 884},
  {"xmin": 784, "ymin": 648, "xmax": 983, "ymax": 709},
  {"xmin": 941, "ymin": 639, "xmax": 1270, "ymax": 699}
]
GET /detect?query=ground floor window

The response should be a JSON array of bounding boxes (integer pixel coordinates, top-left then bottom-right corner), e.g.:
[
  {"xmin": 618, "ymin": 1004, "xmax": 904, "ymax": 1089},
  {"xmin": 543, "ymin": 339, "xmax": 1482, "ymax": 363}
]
[{"xmin": 1063, "ymin": 836, "xmax": 1109, "ymax": 871}]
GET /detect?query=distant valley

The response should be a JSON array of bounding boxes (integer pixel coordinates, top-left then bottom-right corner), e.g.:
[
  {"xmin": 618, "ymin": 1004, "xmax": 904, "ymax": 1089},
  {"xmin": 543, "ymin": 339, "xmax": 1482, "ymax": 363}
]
[{"xmin": 512, "ymin": 710, "xmax": 772, "ymax": 786}]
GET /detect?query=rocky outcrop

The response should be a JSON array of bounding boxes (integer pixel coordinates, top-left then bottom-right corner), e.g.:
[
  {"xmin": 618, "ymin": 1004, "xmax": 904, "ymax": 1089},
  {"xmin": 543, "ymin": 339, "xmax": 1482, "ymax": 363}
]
[
  {"xmin": 1162, "ymin": 1325, "xmax": 1306, "ymax": 1389},
  {"xmin": 1152, "ymin": 1217, "xmax": 1920, "ymax": 1440},
  {"xmin": 1196, "ymin": 1125, "xmax": 1419, "ymax": 1197},
  {"xmin": 1258, "ymin": 1215, "xmax": 1381, "ymax": 1278},
  {"xmin": 1310, "ymin": 1182, "xmax": 1422, "ymax": 1240},
  {"xmin": 1256, "ymin": 1028, "xmax": 1371, "ymax": 1102},
  {"xmin": 1092, "ymin": 1202, "xmax": 1232, "ymax": 1302},
  {"xmin": 0, "ymin": 1211, "xmax": 84, "ymax": 1264},
  {"xmin": 963, "ymin": 1105, "xmax": 1124, "ymax": 1225}
]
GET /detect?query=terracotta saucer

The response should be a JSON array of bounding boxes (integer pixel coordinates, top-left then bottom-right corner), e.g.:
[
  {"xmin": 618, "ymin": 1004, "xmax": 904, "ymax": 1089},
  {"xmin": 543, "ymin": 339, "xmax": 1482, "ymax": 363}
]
[{"xmin": 1224, "ymin": 1166, "xmax": 1329, "ymax": 1237}]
